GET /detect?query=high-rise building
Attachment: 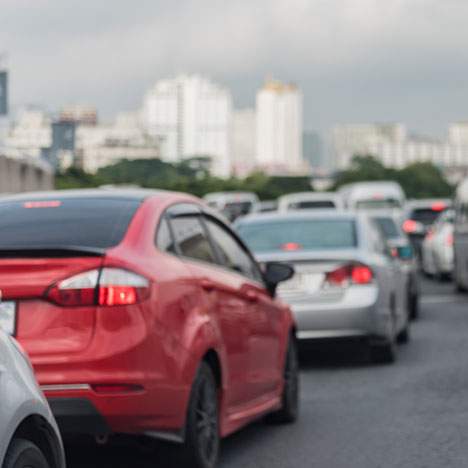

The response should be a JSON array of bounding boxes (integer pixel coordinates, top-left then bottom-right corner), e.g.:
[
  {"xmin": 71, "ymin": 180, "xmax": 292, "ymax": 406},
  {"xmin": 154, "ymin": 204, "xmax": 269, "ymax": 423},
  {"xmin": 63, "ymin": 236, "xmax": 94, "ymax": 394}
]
[
  {"xmin": 231, "ymin": 108, "xmax": 256, "ymax": 176},
  {"xmin": 0, "ymin": 70, "xmax": 8, "ymax": 116},
  {"xmin": 141, "ymin": 75, "xmax": 232, "ymax": 177},
  {"xmin": 255, "ymin": 79, "xmax": 305, "ymax": 174}
]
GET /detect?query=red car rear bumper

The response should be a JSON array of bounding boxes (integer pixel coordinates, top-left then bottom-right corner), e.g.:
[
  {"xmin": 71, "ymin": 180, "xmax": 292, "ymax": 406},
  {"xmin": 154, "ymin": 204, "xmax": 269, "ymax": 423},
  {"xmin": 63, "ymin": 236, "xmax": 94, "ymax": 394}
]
[{"xmin": 44, "ymin": 384, "xmax": 190, "ymax": 438}]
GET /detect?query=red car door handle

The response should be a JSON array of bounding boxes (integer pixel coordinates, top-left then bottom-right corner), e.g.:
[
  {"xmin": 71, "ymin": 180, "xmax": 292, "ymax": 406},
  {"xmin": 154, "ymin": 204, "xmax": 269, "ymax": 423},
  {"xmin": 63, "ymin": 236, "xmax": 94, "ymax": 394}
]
[{"xmin": 200, "ymin": 279, "xmax": 216, "ymax": 291}]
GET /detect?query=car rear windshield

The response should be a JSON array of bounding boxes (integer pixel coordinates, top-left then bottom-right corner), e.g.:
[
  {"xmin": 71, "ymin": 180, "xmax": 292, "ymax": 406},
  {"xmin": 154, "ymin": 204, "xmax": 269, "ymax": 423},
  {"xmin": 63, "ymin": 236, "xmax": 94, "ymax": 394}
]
[
  {"xmin": 0, "ymin": 197, "xmax": 140, "ymax": 250},
  {"xmin": 355, "ymin": 199, "xmax": 402, "ymax": 209},
  {"xmin": 288, "ymin": 200, "xmax": 336, "ymax": 210},
  {"xmin": 222, "ymin": 201, "xmax": 253, "ymax": 221},
  {"xmin": 409, "ymin": 208, "xmax": 444, "ymax": 225},
  {"xmin": 373, "ymin": 217, "xmax": 400, "ymax": 239},
  {"xmin": 237, "ymin": 218, "xmax": 357, "ymax": 253}
]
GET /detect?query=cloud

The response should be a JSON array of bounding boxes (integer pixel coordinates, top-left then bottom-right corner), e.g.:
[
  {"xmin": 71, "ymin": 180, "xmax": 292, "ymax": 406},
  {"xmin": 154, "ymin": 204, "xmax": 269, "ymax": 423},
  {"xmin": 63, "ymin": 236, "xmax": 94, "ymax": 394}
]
[{"xmin": 1, "ymin": 0, "xmax": 468, "ymax": 136}]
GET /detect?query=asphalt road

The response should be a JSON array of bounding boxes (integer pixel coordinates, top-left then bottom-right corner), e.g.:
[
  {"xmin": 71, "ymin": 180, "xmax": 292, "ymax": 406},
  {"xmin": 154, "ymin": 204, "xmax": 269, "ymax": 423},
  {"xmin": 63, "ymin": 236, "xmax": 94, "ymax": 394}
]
[{"xmin": 67, "ymin": 276, "xmax": 468, "ymax": 468}]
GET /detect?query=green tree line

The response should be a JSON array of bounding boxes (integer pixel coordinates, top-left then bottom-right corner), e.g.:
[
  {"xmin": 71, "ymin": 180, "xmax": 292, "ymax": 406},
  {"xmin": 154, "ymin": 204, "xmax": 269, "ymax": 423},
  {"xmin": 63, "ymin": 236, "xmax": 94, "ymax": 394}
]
[
  {"xmin": 56, "ymin": 154, "xmax": 454, "ymax": 200},
  {"xmin": 56, "ymin": 158, "xmax": 312, "ymax": 200},
  {"xmin": 334, "ymin": 155, "xmax": 454, "ymax": 199}
]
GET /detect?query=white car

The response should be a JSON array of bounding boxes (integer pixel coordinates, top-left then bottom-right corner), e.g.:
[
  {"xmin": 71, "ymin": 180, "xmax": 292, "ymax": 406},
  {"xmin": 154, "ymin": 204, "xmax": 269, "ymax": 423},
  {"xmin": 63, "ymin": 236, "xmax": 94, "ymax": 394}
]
[
  {"xmin": 277, "ymin": 192, "xmax": 343, "ymax": 212},
  {"xmin": 338, "ymin": 181, "xmax": 406, "ymax": 212},
  {"xmin": 203, "ymin": 191, "xmax": 259, "ymax": 222},
  {"xmin": 0, "ymin": 329, "xmax": 65, "ymax": 468},
  {"xmin": 422, "ymin": 209, "xmax": 455, "ymax": 279}
]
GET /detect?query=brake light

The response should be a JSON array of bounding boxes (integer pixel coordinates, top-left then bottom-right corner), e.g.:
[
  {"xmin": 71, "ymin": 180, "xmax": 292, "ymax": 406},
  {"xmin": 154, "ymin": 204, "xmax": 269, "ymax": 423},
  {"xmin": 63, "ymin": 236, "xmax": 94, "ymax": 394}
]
[
  {"xmin": 23, "ymin": 200, "xmax": 62, "ymax": 209},
  {"xmin": 431, "ymin": 202, "xmax": 446, "ymax": 212},
  {"xmin": 426, "ymin": 229, "xmax": 434, "ymax": 241},
  {"xmin": 351, "ymin": 265, "xmax": 373, "ymax": 284},
  {"xmin": 281, "ymin": 242, "xmax": 302, "ymax": 251},
  {"xmin": 324, "ymin": 264, "xmax": 373, "ymax": 287},
  {"xmin": 46, "ymin": 268, "xmax": 150, "ymax": 307},
  {"xmin": 403, "ymin": 219, "xmax": 418, "ymax": 233},
  {"xmin": 325, "ymin": 266, "xmax": 349, "ymax": 286}
]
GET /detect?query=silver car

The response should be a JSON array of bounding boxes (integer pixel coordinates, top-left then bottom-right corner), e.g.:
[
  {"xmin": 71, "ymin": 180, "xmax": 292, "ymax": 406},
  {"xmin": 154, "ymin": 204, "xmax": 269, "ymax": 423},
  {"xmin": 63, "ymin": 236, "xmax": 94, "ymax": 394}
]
[
  {"xmin": 236, "ymin": 211, "xmax": 410, "ymax": 363},
  {"xmin": 421, "ymin": 209, "xmax": 455, "ymax": 279},
  {"xmin": 0, "ymin": 330, "xmax": 65, "ymax": 468},
  {"xmin": 371, "ymin": 212, "xmax": 420, "ymax": 320}
]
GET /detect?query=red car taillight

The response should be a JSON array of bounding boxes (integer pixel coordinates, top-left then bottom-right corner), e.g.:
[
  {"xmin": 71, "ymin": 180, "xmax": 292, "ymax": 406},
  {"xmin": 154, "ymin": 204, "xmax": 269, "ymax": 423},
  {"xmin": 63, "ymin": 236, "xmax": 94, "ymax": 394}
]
[
  {"xmin": 46, "ymin": 268, "xmax": 150, "ymax": 307},
  {"xmin": 324, "ymin": 264, "xmax": 373, "ymax": 288},
  {"xmin": 403, "ymin": 219, "xmax": 418, "ymax": 233}
]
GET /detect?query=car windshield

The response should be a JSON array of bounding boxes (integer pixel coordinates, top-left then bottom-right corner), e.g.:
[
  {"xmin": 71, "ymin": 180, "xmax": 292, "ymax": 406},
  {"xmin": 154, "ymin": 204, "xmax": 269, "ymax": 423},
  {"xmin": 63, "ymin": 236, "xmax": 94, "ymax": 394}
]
[
  {"xmin": 237, "ymin": 218, "xmax": 357, "ymax": 253},
  {"xmin": 0, "ymin": 198, "xmax": 140, "ymax": 250},
  {"xmin": 288, "ymin": 200, "xmax": 336, "ymax": 209},
  {"xmin": 373, "ymin": 217, "xmax": 401, "ymax": 239},
  {"xmin": 409, "ymin": 208, "xmax": 446, "ymax": 225},
  {"xmin": 356, "ymin": 198, "xmax": 402, "ymax": 209},
  {"xmin": 222, "ymin": 201, "xmax": 253, "ymax": 221}
]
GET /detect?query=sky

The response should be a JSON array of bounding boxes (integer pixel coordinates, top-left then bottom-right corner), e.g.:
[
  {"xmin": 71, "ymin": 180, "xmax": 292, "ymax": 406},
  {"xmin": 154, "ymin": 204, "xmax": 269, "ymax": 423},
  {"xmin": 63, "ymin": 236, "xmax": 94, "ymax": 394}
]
[{"xmin": 1, "ymin": 0, "xmax": 468, "ymax": 138}]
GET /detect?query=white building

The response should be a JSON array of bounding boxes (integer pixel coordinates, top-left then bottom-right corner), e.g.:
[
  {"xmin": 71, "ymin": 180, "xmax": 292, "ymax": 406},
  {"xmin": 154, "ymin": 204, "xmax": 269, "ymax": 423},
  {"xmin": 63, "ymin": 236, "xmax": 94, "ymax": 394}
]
[
  {"xmin": 76, "ymin": 112, "xmax": 160, "ymax": 173},
  {"xmin": 141, "ymin": 75, "xmax": 232, "ymax": 177},
  {"xmin": 331, "ymin": 123, "xmax": 463, "ymax": 170},
  {"xmin": 332, "ymin": 123, "xmax": 407, "ymax": 169},
  {"xmin": 232, "ymin": 108, "xmax": 256, "ymax": 176},
  {"xmin": 256, "ymin": 79, "xmax": 306, "ymax": 175},
  {"xmin": 3, "ymin": 109, "xmax": 52, "ymax": 159}
]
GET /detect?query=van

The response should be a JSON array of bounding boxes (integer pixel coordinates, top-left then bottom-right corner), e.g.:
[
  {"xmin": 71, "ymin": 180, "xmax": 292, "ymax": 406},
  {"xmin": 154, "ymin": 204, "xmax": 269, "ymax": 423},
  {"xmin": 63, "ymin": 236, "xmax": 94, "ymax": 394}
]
[{"xmin": 338, "ymin": 181, "xmax": 406, "ymax": 211}]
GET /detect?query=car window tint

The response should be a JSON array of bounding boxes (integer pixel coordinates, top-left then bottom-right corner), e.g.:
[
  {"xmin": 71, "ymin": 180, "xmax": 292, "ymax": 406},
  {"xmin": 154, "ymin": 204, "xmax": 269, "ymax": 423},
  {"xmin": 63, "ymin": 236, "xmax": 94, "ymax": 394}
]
[
  {"xmin": 0, "ymin": 197, "xmax": 140, "ymax": 249},
  {"xmin": 289, "ymin": 200, "xmax": 335, "ymax": 210},
  {"xmin": 373, "ymin": 217, "xmax": 400, "ymax": 239},
  {"xmin": 409, "ymin": 208, "xmax": 443, "ymax": 225},
  {"xmin": 237, "ymin": 218, "xmax": 357, "ymax": 253},
  {"xmin": 368, "ymin": 221, "xmax": 389, "ymax": 256},
  {"xmin": 170, "ymin": 215, "xmax": 217, "ymax": 264},
  {"xmin": 156, "ymin": 217, "xmax": 177, "ymax": 254},
  {"xmin": 204, "ymin": 216, "xmax": 263, "ymax": 282}
]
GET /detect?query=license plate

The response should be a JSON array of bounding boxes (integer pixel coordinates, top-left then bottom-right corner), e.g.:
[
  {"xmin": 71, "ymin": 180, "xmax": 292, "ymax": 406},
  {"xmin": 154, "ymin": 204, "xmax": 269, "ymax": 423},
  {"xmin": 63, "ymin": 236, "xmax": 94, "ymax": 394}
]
[
  {"xmin": 0, "ymin": 301, "xmax": 16, "ymax": 336},
  {"xmin": 280, "ymin": 273, "xmax": 324, "ymax": 294}
]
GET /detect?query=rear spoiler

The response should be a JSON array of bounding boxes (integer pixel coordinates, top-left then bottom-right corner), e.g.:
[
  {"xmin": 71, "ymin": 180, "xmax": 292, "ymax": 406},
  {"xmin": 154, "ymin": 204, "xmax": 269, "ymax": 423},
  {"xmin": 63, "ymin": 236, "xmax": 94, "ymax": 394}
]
[{"xmin": 0, "ymin": 245, "xmax": 106, "ymax": 258}]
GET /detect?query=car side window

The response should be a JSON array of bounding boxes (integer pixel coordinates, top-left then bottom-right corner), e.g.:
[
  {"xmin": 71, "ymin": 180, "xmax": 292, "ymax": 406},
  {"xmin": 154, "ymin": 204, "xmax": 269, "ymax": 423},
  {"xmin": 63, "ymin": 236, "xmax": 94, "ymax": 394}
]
[
  {"xmin": 204, "ymin": 215, "xmax": 263, "ymax": 283},
  {"xmin": 170, "ymin": 214, "xmax": 218, "ymax": 264},
  {"xmin": 155, "ymin": 217, "xmax": 177, "ymax": 254},
  {"xmin": 367, "ymin": 220, "xmax": 389, "ymax": 256}
]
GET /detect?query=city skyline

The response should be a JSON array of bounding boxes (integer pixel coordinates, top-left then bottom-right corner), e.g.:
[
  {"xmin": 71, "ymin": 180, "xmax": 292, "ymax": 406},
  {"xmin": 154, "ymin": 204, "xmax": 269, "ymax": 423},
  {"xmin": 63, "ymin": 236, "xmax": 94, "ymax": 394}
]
[{"xmin": 3, "ymin": 0, "xmax": 468, "ymax": 138}]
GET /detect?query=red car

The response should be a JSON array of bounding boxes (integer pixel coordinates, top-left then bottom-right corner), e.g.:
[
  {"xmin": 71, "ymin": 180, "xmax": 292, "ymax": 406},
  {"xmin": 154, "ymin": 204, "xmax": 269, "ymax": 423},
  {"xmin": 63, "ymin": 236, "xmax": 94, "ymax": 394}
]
[{"xmin": 0, "ymin": 189, "xmax": 298, "ymax": 468}]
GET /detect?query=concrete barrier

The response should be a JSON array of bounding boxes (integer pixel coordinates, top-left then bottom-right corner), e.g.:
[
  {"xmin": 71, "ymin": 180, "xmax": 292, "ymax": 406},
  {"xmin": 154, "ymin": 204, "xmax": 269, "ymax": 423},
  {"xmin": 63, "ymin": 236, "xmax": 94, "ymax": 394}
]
[{"xmin": 0, "ymin": 154, "xmax": 54, "ymax": 193}]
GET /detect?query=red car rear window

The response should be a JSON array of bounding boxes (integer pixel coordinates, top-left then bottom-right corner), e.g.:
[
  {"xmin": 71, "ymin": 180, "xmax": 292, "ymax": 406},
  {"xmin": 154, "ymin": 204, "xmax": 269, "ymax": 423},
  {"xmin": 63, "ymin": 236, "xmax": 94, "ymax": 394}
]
[{"xmin": 0, "ymin": 197, "xmax": 140, "ymax": 250}]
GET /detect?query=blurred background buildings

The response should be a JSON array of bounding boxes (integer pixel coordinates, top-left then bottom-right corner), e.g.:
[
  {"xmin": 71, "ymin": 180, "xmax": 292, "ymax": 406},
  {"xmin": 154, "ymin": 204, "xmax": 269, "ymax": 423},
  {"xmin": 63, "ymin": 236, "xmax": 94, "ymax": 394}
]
[
  {"xmin": 0, "ymin": 64, "xmax": 53, "ymax": 193},
  {"xmin": 2, "ymin": 64, "xmax": 468, "ymax": 186}
]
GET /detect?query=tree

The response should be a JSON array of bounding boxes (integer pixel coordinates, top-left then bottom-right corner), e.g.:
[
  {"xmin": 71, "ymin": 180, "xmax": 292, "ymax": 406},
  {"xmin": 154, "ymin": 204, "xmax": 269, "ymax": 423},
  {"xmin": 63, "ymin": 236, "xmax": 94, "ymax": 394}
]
[
  {"xmin": 334, "ymin": 155, "xmax": 454, "ymax": 199},
  {"xmin": 334, "ymin": 155, "xmax": 390, "ymax": 188},
  {"xmin": 395, "ymin": 162, "xmax": 453, "ymax": 198},
  {"xmin": 55, "ymin": 167, "xmax": 102, "ymax": 189}
]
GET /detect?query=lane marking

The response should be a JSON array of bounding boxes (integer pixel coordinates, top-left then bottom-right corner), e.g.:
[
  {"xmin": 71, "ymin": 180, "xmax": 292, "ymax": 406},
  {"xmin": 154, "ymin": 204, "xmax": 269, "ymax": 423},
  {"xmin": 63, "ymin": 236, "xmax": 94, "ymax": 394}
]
[{"xmin": 421, "ymin": 295, "xmax": 465, "ymax": 305}]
